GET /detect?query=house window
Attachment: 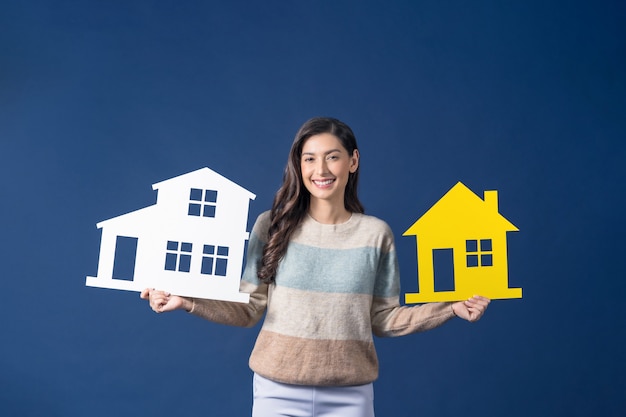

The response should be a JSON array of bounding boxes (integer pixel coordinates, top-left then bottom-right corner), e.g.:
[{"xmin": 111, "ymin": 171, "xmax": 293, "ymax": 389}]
[
  {"xmin": 164, "ymin": 241, "xmax": 193, "ymax": 272},
  {"xmin": 466, "ymin": 239, "xmax": 493, "ymax": 268},
  {"xmin": 188, "ymin": 188, "xmax": 218, "ymax": 218},
  {"xmin": 201, "ymin": 244, "xmax": 229, "ymax": 276}
]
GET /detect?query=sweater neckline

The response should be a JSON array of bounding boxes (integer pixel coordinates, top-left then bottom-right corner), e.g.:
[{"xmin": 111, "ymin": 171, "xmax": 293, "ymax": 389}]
[{"xmin": 304, "ymin": 212, "xmax": 359, "ymax": 231}]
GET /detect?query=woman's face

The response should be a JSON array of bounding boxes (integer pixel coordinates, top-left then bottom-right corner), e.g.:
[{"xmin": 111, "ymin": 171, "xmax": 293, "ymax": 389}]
[{"xmin": 300, "ymin": 133, "xmax": 359, "ymax": 208}]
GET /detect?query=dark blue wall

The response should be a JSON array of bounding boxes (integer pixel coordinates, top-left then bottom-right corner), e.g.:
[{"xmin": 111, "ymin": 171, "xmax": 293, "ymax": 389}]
[{"xmin": 2, "ymin": 1, "xmax": 624, "ymax": 416}]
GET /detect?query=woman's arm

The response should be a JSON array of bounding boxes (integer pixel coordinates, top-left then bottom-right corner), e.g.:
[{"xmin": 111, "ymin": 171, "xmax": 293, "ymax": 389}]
[
  {"xmin": 140, "ymin": 281, "xmax": 268, "ymax": 327},
  {"xmin": 370, "ymin": 296, "xmax": 490, "ymax": 337},
  {"xmin": 186, "ymin": 281, "xmax": 268, "ymax": 327}
]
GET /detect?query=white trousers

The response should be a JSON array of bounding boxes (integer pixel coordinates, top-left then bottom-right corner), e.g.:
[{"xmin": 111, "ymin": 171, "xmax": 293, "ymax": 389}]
[{"xmin": 252, "ymin": 373, "xmax": 375, "ymax": 417}]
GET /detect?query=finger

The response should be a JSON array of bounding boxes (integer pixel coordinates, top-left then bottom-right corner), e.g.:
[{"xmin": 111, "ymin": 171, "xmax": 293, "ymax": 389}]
[
  {"xmin": 140, "ymin": 288, "xmax": 152, "ymax": 299},
  {"xmin": 149, "ymin": 290, "xmax": 171, "ymax": 299},
  {"xmin": 153, "ymin": 300, "xmax": 169, "ymax": 313},
  {"xmin": 149, "ymin": 290, "xmax": 166, "ymax": 300},
  {"xmin": 464, "ymin": 298, "xmax": 489, "ymax": 319},
  {"xmin": 466, "ymin": 296, "xmax": 490, "ymax": 309},
  {"xmin": 464, "ymin": 303, "xmax": 486, "ymax": 317},
  {"xmin": 470, "ymin": 295, "xmax": 491, "ymax": 304},
  {"xmin": 151, "ymin": 295, "xmax": 170, "ymax": 310}
]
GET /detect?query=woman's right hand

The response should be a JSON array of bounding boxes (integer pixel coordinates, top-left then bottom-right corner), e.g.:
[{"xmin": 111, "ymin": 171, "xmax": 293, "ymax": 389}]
[{"xmin": 140, "ymin": 288, "xmax": 192, "ymax": 313}]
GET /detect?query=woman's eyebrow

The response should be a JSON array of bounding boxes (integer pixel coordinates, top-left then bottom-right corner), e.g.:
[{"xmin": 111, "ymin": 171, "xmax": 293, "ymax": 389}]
[{"xmin": 302, "ymin": 148, "xmax": 343, "ymax": 156}]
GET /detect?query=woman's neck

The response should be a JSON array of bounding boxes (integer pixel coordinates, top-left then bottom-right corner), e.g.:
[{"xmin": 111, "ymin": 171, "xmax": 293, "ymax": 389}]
[{"xmin": 308, "ymin": 200, "xmax": 351, "ymax": 224}]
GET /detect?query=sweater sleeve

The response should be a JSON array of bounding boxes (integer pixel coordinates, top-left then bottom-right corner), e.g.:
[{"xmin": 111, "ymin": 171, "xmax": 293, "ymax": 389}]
[
  {"xmin": 187, "ymin": 212, "xmax": 270, "ymax": 328},
  {"xmin": 371, "ymin": 299, "xmax": 456, "ymax": 337},
  {"xmin": 188, "ymin": 281, "xmax": 268, "ymax": 327},
  {"xmin": 370, "ymin": 224, "xmax": 456, "ymax": 337}
]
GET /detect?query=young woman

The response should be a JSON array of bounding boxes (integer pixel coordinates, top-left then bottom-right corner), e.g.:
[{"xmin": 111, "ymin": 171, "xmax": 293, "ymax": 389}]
[{"xmin": 141, "ymin": 117, "xmax": 490, "ymax": 417}]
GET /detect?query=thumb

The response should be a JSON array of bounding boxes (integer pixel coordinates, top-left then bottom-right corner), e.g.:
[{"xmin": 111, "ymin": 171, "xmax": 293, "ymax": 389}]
[{"xmin": 140, "ymin": 288, "xmax": 152, "ymax": 299}]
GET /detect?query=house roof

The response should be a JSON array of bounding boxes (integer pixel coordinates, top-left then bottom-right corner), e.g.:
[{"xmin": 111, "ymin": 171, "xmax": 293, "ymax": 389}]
[
  {"xmin": 403, "ymin": 182, "xmax": 518, "ymax": 236},
  {"xmin": 96, "ymin": 167, "xmax": 255, "ymax": 229},
  {"xmin": 96, "ymin": 205, "xmax": 158, "ymax": 229},
  {"xmin": 152, "ymin": 167, "xmax": 256, "ymax": 200}
]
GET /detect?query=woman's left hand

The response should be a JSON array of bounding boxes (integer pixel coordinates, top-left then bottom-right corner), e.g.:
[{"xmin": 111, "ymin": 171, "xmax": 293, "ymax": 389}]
[{"xmin": 451, "ymin": 296, "xmax": 491, "ymax": 322}]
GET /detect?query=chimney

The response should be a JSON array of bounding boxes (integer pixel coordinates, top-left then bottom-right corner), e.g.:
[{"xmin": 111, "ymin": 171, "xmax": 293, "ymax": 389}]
[{"xmin": 484, "ymin": 190, "xmax": 498, "ymax": 211}]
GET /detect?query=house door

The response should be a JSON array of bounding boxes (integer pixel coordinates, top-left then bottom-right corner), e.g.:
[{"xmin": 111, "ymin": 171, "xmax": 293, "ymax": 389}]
[
  {"xmin": 112, "ymin": 236, "xmax": 138, "ymax": 281},
  {"xmin": 433, "ymin": 248, "xmax": 455, "ymax": 292}
]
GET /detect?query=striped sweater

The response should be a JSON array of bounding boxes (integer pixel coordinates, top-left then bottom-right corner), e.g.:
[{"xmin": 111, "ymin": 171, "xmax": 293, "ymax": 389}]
[{"xmin": 189, "ymin": 211, "xmax": 455, "ymax": 386}]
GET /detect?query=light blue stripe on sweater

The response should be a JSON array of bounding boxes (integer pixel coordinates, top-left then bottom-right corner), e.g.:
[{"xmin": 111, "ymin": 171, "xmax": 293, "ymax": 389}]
[
  {"xmin": 273, "ymin": 242, "xmax": 399, "ymax": 297},
  {"xmin": 242, "ymin": 229, "xmax": 400, "ymax": 297},
  {"xmin": 373, "ymin": 250, "xmax": 400, "ymax": 298},
  {"xmin": 242, "ymin": 231, "xmax": 264, "ymax": 285}
]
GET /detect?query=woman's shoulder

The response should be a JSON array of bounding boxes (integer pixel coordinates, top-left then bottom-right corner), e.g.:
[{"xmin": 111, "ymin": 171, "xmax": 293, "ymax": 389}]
[
  {"xmin": 355, "ymin": 212, "xmax": 391, "ymax": 228},
  {"xmin": 353, "ymin": 213, "xmax": 394, "ymax": 237},
  {"xmin": 250, "ymin": 210, "xmax": 272, "ymax": 239},
  {"xmin": 255, "ymin": 210, "xmax": 272, "ymax": 224},
  {"xmin": 345, "ymin": 213, "xmax": 396, "ymax": 252}
]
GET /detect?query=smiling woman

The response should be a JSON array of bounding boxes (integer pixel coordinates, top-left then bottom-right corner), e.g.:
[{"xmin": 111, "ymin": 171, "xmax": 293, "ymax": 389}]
[
  {"xmin": 300, "ymin": 132, "xmax": 360, "ymax": 222},
  {"xmin": 141, "ymin": 117, "xmax": 490, "ymax": 417}
]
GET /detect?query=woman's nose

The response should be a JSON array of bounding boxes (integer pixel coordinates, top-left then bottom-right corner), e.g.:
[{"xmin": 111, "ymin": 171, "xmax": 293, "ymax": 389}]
[{"xmin": 315, "ymin": 159, "xmax": 328, "ymax": 174}]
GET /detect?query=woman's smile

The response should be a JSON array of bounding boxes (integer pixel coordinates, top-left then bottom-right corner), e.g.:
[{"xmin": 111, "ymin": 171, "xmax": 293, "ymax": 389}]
[
  {"xmin": 312, "ymin": 178, "xmax": 336, "ymax": 187},
  {"xmin": 300, "ymin": 133, "xmax": 359, "ymax": 207}
]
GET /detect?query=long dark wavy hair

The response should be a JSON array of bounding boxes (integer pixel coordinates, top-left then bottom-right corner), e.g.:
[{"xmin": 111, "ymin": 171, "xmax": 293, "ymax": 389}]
[{"xmin": 257, "ymin": 117, "xmax": 364, "ymax": 284}]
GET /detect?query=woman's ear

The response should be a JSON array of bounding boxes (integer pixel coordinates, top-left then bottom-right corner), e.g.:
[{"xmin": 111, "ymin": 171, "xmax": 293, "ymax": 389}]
[{"xmin": 349, "ymin": 149, "xmax": 360, "ymax": 173}]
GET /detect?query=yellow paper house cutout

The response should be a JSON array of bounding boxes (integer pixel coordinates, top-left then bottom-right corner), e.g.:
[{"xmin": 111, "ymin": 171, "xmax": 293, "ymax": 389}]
[{"xmin": 403, "ymin": 182, "xmax": 522, "ymax": 303}]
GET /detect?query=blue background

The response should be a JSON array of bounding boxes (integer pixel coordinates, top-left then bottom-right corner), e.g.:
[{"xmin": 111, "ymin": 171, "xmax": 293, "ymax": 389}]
[{"xmin": 2, "ymin": 1, "xmax": 625, "ymax": 416}]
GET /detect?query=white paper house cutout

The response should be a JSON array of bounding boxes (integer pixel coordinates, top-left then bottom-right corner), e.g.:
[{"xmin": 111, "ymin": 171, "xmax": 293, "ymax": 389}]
[{"xmin": 86, "ymin": 167, "xmax": 255, "ymax": 303}]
